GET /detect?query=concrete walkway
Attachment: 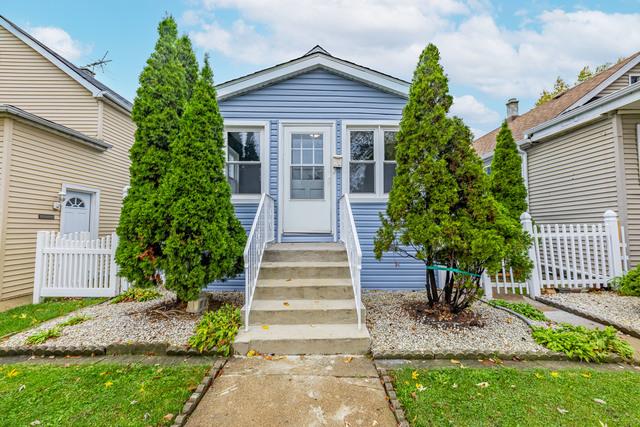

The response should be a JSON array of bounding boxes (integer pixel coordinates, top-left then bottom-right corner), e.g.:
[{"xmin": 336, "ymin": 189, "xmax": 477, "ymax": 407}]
[{"xmin": 186, "ymin": 356, "xmax": 396, "ymax": 427}]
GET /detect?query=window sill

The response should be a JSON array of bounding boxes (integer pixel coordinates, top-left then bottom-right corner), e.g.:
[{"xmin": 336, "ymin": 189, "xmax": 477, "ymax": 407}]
[
  {"xmin": 231, "ymin": 196, "xmax": 263, "ymax": 204},
  {"xmin": 346, "ymin": 194, "xmax": 389, "ymax": 203}
]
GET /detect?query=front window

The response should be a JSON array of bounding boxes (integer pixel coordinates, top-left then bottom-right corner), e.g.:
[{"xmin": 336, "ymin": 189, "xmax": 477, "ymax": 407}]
[
  {"xmin": 347, "ymin": 126, "xmax": 398, "ymax": 196},
  {"xmin": 226, "ymin": 130, "xmax": 261, "ymax": 194}
]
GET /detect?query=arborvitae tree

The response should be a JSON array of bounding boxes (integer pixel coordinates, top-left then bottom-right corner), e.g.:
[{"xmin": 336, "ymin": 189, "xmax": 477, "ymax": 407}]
[
  {"xmin": 116, "ymin": 16, "xmax": 187, "ymax": 287},
  {"xmin": 160, "ymin": 56, "xmax": 246, "ymax": 302},
  {"xmin": 177, "ymin": 35, "xmax": 198, "ymax": 99},
  {"xmin": 490, "ymin": 121, "xmax": 527, "ymax": 221},
  {"xmin": 374, "ymin": 44, "xmax": 531, "ymax": 313}
]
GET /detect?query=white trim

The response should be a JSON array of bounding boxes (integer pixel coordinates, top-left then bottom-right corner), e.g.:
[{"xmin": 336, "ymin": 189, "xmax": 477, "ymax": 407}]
[
  {"xmin": 217, "ymin": 53, "xmax": 409, "ymax": 100},
  {"xmin": 223, "ymin": 120, "xmax": 270, "ymax": 204},
  {"xmin": 341, "ymin": 120, "xmax": 400, "ymax": 200},
  {"xmin": 59, "ymin": 183, "xmax": 100, "ymax": 239},
  {"xmin": 278, "ymin": 121, "xmax": 336, "ymax": 241},
  {"xmin": 526, "ymin": 83, "xmax": 640, "ymax": 142},
  {"xmin": 637, "ymin": 124, "xmax": 640, "ymax": 182},
  {"xmin": 565, "ymin": 54, "xmax": 640, "ymax": 112}
]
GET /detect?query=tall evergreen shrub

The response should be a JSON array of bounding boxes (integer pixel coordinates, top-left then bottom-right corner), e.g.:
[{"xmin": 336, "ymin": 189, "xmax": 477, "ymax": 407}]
[
  {"xmin": 374, "ymin": 44, "xmax": 531, "ymax": 313},
  {"xmin": 116, "ymin": 16, "xmax": 187, "ymax": 286},
  {"xmin": 160, "ymin": 57, "xmax": 246, "ymax": 302}
]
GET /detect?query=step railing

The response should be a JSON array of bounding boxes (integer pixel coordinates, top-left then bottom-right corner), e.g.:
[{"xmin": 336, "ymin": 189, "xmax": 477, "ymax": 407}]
[
  {"xmin": 339, "ymin": 194, "xmax": 363, "ymax": 329},
  {"xmin": 243, "ymin": 193, "xmax": 275, "ymax": 330}
]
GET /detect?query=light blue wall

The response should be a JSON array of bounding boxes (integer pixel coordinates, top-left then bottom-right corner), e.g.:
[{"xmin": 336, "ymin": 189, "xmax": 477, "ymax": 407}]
[{"xmin": 211, "ymin": 67, "xmax": 424, "ymax": 291}]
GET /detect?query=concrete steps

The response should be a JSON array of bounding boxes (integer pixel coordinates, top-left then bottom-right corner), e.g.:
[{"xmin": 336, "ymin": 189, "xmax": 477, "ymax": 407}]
[{"xmin": 234, "ymin": 242, "xmax": 371, "ymax": 355}]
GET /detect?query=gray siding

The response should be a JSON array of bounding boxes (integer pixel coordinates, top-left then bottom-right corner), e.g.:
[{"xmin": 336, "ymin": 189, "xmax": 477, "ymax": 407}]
[
  {"xmin": 621, "ymin": 114, "xmax": 640, "ymax": 267},
  {"xmin": 216, "ymin": 68, "xmax": 422, "ymax": 290},
  {"xmin": 527, "ymin": 118, "xmax": 618, "ymax": 223},
  {"xmin": 600, "ymin": 63, "xmax": 640, "ymax": 97}
]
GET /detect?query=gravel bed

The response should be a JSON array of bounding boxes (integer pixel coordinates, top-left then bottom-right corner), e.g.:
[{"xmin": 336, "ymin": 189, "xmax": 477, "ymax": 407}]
[
  {"xmin": 364, "ymin": 290, "xmax": 549, "ymax": 356},
  {"xmin": 539, "ymin": 292, "xmax": 640, "ymax": 335},
  {"xmin": 1, "ymin": 290, "xmax": 242, "ymax": 349}
]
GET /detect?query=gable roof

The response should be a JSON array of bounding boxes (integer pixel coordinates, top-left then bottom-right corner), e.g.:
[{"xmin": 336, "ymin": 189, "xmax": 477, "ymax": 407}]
[
  {"xmin": 473, "ymin": 51, "xmax": 640, "ymax": 158},
  {"xmin": 0, "ymin": 15, "xmax": 132, "ymax": 112},
  {"xmin": 216, "ymin": 45, "xmax": 410, "ymax": 100}
]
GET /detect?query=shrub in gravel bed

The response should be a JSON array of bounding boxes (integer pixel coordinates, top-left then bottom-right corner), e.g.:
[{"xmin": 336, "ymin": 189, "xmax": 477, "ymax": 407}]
[
  {"xmin": 111, "ymin": 287, "xmax": 161, "ymax": 304},
  {"xmin": 610, "ymin": 266, "xmax": 640, "ymax": 296},
  {"xmin": 489, "ymin": 299, "xmax": 547, "ymax": 321},
  {"xmin": 532, "ymin": 324, "xmax": 633, "ymax": 362},
  {"xmin": 188, "ymin": 303, "xmax": 240, "ymax": 356}
]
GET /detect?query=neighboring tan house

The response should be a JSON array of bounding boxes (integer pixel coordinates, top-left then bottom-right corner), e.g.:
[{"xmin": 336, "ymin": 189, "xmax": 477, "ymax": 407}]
[
  {"xmin": 474, "ymin": 51, "xmax": 640, "ymax": 268},
  {"xmin": 0, "ymin": 16, "xmax": 134, "ymax": 309}
]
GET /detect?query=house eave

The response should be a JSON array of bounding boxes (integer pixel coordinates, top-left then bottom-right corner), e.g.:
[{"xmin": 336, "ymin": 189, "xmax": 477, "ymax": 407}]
[
  {"xmin": 0, "ymin": 104, "xmax": 111, "ymax": 151},
  {"xmin": 216, "ymin": 52, "xmax": 410, "ymax": 101}
]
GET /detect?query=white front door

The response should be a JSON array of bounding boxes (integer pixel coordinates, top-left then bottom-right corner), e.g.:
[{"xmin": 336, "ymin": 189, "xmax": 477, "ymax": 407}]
[
  {"xmin": 283, "ymin": 126, "xmax": 332, "ymax": 233},
  {"xmin": 61, "ymin": 190, "xmax": 92, "ymax": 235}
]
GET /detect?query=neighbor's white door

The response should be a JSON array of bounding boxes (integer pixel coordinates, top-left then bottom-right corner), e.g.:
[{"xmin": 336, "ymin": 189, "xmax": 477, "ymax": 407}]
[
  {"xmin": 61, "ymin": 190, "xmax": 92, "ymax": 235},
  {"xmin": 283, "ymin": 127, "xmax": 332, "ymax": 233}
]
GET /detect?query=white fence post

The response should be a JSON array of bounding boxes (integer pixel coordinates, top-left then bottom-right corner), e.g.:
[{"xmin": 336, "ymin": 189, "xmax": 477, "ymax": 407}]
[
  {"xmin": 32, "ymin": 231, "xmax": 46, "ymax": 304},
  {"xmin": 521, "ymin": 212, "xmax": 541, "ymax": 298},
  {"xmin": 481, "ymin": 271, "xmax": 493, "ymax": 300},
  {"xmin": 603, "ymin": 210, "xmax": 624, "ymax": 279}
]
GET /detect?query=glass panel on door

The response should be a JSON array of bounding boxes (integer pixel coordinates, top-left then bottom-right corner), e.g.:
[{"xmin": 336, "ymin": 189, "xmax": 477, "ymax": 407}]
[{"xmin": 290, "ymin": 133, "xmax": 324, "ymax": 199}]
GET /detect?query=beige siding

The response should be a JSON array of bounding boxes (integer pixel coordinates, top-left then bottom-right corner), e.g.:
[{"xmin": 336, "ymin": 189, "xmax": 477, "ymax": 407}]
[
  {"xmin": 0, "ymin": 114, "xmax": 131, "ymax": 301},
  {"xmin": 0, "ymin": 26, "xmax": 99, "ymax": 136},
  {"xmin": 600, "ymin": 63, "xmax": 640, "ymax": 97},
  {"xmin": 621, "ymin": 114, "xmax": 640, "ymax": 267},
  {"xmin": 527, "ymin": 118, "xmax": 618, "ymax": 224}
]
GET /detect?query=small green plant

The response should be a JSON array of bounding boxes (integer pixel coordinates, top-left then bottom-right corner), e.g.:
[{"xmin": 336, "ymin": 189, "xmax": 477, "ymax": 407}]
[
  {"xmin": 609, "ymin": 266, "xmax": 640, "ymax": 296},
  {"xmin": 532, "ymin": 324, "xmax": 634, "ymax": 362},
  {"xmin": 25, "ymin": 315, "xmax": 91, "ymax": 345},
  {"xmin": 489, "ymin": 299, "xmax": 547, "ymax": 321},
  {"xmin": 188, "ymin": 304, "xmax": 240, "ymax": 356},
  {"xmin": 111, "ymin": 287, "xmax": 161, "ymax": 304}
]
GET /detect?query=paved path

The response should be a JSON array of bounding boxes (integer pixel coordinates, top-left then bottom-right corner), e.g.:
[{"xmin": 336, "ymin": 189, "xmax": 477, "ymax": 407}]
[{"xmin": 186, "ymin": 355, "xmax": 396, "ymax": 427}]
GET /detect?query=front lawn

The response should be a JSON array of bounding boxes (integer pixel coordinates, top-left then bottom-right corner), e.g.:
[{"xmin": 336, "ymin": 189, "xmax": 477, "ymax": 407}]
[
  {"xmin": 0, "ymin": 298, "xmax": 105, "ymax": 338},
  {"xmin": 394, "ymin": 367, "xmax": 640, "ymax": 426},
  {"xmin": 0, "ymin": 363, "xmax": 208, "ymax": 426}
]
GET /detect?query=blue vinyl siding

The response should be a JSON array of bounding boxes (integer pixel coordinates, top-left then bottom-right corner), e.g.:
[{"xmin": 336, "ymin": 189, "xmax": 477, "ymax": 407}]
[
  {"xmin": 215, "ymin": 67, "xmax": 422, "ymax": 290},
  {"xmin": 351, "ymin": 203, "xmax": 425, "ymax": 290}
]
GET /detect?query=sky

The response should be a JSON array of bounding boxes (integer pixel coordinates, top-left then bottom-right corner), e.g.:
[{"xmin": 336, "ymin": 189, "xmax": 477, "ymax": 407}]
[{"xmin": 4, "ymin": 0, "xmax": 640, "ymax": 137}]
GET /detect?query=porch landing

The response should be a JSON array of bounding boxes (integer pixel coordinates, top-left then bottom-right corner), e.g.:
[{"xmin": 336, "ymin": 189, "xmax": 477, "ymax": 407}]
[{"xmin": 234, "ymin": 243, "xmax": 370, "ymax": 355}]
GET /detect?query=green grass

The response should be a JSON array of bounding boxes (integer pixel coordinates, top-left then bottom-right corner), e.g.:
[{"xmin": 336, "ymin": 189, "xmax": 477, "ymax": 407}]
[
  {"xmin": 111, "ymin": 288, "xmax": 161, "ymax": 304},
  {"xmin": 0, "ymin": 298, "xmax": 104, "ymax": 338},
  {"xmin": 0, "ymin": 363, "xmax": 208, "ymax": 426},
  {"xmin": 488, "ymin": 298, "xmax": 547, "ymax": 321},
  {"xmin": 394, "ymin": 367, "xmax": 640, "ymax": 427}
]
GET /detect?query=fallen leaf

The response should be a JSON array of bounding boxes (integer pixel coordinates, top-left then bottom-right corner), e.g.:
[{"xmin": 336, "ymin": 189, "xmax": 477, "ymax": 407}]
[
  {"xmin": 415, "ymin": 383, "xmax": 426, "ymax": 392},
  {"xmin": 283, "ymin": 302, "xmax": 290, "ymax": 307},
  {"xmin": 163, "ymin": 414, "xmax": 174, "ymax": 421},
  {"xmin": 535, "ymin": 373, "xmax": 544, "ymax": 379},
  {"xmin": 411, "ymin": 371, "xmax": 419, "ymax": 380},
  {"xmin": 476, "ymin": 382, "xmax": 489, "ymax": 389},
  {"xmin": 343, "ymin": 356, "xmax": 353, "ymax": 363},
  {"xmin": 130, "ymin": 400, "xmax": 138, "ymax": 405},
  {"xmin": 19, "ymin": 313, "xmax": 27, "ymax": 319},
  {"xmin": 593, "ymin": 398, "xmax": 606, "ymax": 405},
  {"xmin": 29, "ymin": 421, "xmax": 40, "ymax": 426},
  {"xmin": 550, "ymin": 371, "xmax": 560, "ymax": 378},
  {"xmin": 18, "ymin": 384, "xmax": 26, "ymax": 392},
  {"xmin": 403, "ymin": 380, "xmax": 410, "ymax": 385},
  {"xmin": 247, "ymin": 349, "xmax": 258, "ymax": 357},
  {"xmin": 557, "ymin": 407, "xmax": 569, "ymax": 415},
  {"xmin": 104, "ymin": 381, "xmax": 113, "ymax": 388},
  {"xmin": 450, "ymin": 359, "xmax": 461, "ymax": 365},
  {"xmin": 410, "ymin": 391, "xmax": 417, "ymax": 400},
  {"xmin": 581, "ymin": 372, "xmax": 592, "ymax": 378},
  {"xmin": 261, "ymin": 325, "xmax": 269, "ymax": 330},
  {"xmin": 452, "ymin": 383, "xmax": 458, "ymax": 389},
  {"xmin": 263, "ymin": 355, "xmax": 273, "ymax": 361},
  {"xmin": 6, "ymin": 369, "xmax": 19, "ymax": 378}
]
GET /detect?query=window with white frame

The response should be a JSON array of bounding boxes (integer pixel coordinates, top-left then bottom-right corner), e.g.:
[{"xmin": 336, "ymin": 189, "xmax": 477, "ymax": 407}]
[
  {"xmin": 225, "ymin": 129, "xmax": 262, "ymax": 195},
  {"xmin": 347, "ymin": 126, "xmax": 398, "ymax": 196}
]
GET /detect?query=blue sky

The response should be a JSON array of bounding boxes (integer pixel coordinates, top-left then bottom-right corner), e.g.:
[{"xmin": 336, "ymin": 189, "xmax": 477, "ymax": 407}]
[{"xmin": 4, "ymin": 0, "xmax": 640, "ymax": 137}]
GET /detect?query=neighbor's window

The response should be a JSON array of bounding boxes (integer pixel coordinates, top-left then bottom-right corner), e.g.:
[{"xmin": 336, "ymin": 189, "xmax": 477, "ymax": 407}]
[
  {"xmin": 383, "ymin": 131, "xmax": 398, "ymax": 193},
  {"xmin": 226, "ymin": 130, "xmax": 261, "ymax": 194},
  {"xmin": 349, "ymin": 130, "xmax": 375, "ymax": 193},
  {"xmin": 631, "ymin": 75, "xmax": 640, "ymax": 85}
]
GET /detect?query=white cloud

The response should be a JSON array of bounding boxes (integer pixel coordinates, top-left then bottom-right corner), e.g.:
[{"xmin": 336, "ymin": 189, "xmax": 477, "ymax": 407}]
[
  {"xmin": 451, "ymin": 95, "xmax": 500, "ymax": 124},
  {"xmin": 29, "ymin": 26, "xmax": 91, "ymax": 62}
]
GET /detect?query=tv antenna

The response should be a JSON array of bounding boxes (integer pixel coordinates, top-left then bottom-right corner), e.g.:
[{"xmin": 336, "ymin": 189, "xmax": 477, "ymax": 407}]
[{"xmin": 81, "ymin": 51, "xmax": 112, "ymax": 74}]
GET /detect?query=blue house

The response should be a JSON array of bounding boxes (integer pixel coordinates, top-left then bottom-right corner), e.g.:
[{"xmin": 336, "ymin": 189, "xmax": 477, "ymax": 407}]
[{"xmin": 215, "ymin": 46, "xmax": 424, "ymax": 354}]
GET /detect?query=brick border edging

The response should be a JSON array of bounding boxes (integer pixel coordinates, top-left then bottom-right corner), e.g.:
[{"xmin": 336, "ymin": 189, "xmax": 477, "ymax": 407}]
[
  {"xmin": 170, "ymin": 357, "xmax": 228, "ymax": 427},
  {"xmin": 536, "ymin": 296, "xmax": 640, "ymax": 339},
  {"xmin": 372, "ymin": 351, "xmax": 630, "ymax": 364},
  {"xmin": 0, "ymin": 343, "xmax": 220, "ymax": 358},
  {"xmin": 375, "ymin": 362, "xmax": 409, "ymax": 427}
]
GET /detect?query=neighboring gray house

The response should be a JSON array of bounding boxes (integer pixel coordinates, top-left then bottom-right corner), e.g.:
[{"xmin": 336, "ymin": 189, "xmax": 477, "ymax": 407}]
[
  {"xmin": 474, "ymin": 51, "xmax": 640, "ymax": 267},
  {"xmin": 210, "ymin": 46, "xmax": 424, "ymax": 291}
]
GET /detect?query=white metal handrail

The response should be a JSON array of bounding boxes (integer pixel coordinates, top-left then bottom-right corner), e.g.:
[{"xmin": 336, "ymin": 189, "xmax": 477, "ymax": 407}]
[
  {"xmin": 243, "ymin": 193, "xmax": 275, "ymax": 331},
  {"xmin": 339, "ymin": 194, "xmax": 363, "ymax": 329}
]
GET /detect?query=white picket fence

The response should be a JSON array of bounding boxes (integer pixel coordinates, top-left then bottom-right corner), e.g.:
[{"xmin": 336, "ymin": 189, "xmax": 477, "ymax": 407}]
[
  {"xmin": 33, "ymin": 231, "xmax": 129, "ymax": 303},
  {"xmin": 483, "ymin": 210, "xmax": 628, "ymax": 299}
]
